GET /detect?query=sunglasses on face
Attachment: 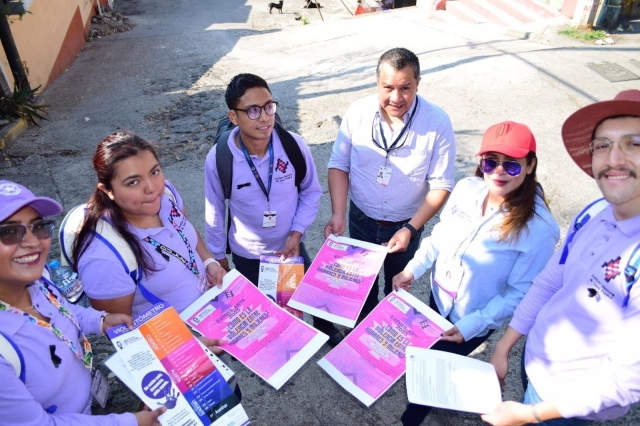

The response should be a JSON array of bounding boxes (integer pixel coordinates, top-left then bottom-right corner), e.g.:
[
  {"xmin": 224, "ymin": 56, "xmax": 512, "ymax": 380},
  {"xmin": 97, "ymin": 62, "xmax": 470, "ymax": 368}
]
[
  {"xmin": 0, "ymin": 220, "xmax": 56, "ymax": 245},
  {"xmin": 479, "ymin": 158, "xmax": 523, "ymax": 177},
  {"xmin": 233, "ymin": 101, "xmax": 278, "ymax": 120}
]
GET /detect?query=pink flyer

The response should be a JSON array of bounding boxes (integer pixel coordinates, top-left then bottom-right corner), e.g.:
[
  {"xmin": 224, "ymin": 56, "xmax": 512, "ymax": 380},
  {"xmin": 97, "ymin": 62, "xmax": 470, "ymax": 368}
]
[
  {"xmin": 317, "ymin": 289, "xmax": 453, "ymax": 406},
  {"xmin": 180, "ymin": 270, "xmax": 328, "ymax": 389},
  {"xmin": 288, "ymin": 235, "xmax": 387, "ymax": 328}
]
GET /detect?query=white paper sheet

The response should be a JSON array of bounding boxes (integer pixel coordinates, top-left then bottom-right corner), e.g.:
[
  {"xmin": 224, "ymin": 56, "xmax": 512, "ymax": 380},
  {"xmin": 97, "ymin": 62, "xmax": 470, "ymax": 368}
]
[{"xmin": 405, "ymin": 346, "xmax": 502, "ymax": 414}]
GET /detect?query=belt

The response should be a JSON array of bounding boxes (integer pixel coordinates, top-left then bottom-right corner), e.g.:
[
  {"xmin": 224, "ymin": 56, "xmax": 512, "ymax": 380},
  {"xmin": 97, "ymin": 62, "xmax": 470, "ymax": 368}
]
[{"xmin": 375, "ymin": 219, "xmax": 410, "ymax": 226}]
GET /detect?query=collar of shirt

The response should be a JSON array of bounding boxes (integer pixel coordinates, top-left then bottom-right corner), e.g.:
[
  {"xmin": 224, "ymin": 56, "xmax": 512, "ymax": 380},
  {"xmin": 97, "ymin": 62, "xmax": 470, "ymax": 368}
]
[
  {"xmin": 601, "ymin": 205, "xmax": 640, "ymax": 237},
  {"xmin": 374, "ymin": 97, "xmax": 418, "ymax": 146},
  {"xmin": 0, "ymin": 282, "xmax": 53, "ymax": 336},
  {"xmin": 229, "ymin": 127, "xmax": 285, "ymax": 163},
  {"xmin": 128, "ymin": 195, "xmax": 173, "ymax": 238}
]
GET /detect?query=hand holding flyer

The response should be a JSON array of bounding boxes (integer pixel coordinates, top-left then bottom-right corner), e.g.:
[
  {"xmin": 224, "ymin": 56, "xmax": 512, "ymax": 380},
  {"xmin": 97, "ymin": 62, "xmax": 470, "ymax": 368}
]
[
  {"xmin": 406, "ymin": 347, "xmax": 502, "ymax": 414},
  {"xmin": 180, "ymin": 269, "xmax": 329, "ymax": 389},
  {"xmin": 106, "ymin": 303, "xmax": 249, "ymax": 426},
  {"xmin": 318, "ymin": 289, "xmax": 453, "ymax": 406}
]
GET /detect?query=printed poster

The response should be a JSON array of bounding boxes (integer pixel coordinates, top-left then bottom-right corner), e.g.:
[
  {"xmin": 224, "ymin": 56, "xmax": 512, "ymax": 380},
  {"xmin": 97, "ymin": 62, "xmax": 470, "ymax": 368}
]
[
  {"xmin": 106, "ymin": 303, "xmax": 249, "ymax": 426},
  {"xmin": 288, "ymin": 235, "xmax": 387, "ymax": 328},
  {"xmin": 258, "ymin": 255, "xmax": 304, "ymax": 318},
  {"xmin": 317, "ymin": 289, "xmax": 453, "ymax": 406},
  {"xmin": 180, "ymin": 269, "xmax": 329, "ymax": 390}
]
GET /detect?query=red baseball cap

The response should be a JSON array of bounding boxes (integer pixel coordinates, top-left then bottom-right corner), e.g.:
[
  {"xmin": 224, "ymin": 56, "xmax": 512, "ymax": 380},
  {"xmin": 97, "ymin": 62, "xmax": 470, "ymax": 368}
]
[
  {"xmin": 476, "ymin": 121, "xmax": 536, "ymax": 158},
  {"xmin": 561, "ymin": 89, "xmax": 640, "ymax": 178}
]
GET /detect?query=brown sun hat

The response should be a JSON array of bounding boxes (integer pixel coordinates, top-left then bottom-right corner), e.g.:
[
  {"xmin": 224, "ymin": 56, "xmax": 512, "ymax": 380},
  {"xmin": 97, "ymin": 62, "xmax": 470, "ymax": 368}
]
[{"xmin": 561, "ymin": 89, "xmax": 640, "ymax": 178}]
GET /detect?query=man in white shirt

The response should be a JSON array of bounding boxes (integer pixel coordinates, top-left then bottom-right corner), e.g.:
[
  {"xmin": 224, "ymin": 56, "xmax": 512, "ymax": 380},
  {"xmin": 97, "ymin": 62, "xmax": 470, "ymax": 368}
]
[{"xmin": 325, "ymin": 47, "xmax": 456, "ymax": 321}]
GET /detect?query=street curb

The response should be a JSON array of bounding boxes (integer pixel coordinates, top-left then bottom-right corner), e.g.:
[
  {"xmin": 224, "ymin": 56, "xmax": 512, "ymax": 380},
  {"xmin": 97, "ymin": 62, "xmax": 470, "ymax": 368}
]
[{"xmin": 0, "ymin": 116, "xmax": 28, "ymax": 151}]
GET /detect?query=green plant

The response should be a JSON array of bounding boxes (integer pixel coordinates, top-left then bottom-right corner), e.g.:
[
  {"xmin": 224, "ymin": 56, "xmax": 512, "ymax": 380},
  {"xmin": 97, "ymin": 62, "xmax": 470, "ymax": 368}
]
[
  {"xmin": 0, "ymin": 81, "xmax": 48, "ymax": 126},
  {"xmin": 558, "ymin": 27, "xmax": 608, "ymax": 40}
]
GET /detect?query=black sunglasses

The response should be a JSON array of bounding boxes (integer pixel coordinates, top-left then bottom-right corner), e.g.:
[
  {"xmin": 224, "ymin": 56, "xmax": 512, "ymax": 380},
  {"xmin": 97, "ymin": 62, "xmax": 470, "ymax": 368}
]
[
  {"xmin": 479, "ymin": 158, "xmax": 523, "ymax": 177},
  {"xmin": 0, "ymin": 220, "xmax": 56, "ymax": 245}
]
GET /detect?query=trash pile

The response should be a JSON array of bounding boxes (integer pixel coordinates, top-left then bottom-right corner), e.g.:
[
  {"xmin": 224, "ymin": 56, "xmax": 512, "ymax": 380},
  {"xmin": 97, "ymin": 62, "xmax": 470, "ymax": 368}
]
[{"xmin": 88, "ymin": 4, "xmax": 135, "ymax": 40}]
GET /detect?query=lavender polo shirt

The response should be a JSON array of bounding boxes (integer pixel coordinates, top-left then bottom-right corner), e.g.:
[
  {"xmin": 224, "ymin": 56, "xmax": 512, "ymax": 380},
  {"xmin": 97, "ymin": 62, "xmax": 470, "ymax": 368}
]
[
  {"xmin": 79, "ymin": 181, "xmax": 204, "ymax": 316},
  {"xmin": 0, "ymin": 281, "xmax": 136, "ymax": 425},
  {"xmin": 511, "ymin": 206, "xmax": 640, "ymax": 421},
  {"xmin": 204, "ymin": 127, "xmax": 322, "ymax": 260},
  {"xmin": 328, "ymin": 94, "xmax": 456, "ymax": 222}
]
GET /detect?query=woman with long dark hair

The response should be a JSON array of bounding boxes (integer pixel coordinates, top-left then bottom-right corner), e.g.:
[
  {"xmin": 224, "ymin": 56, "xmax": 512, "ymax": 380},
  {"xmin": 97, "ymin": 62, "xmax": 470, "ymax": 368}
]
[
  {"xmin": 73, "ymin": 131, "xmax": 226, "ymax": 317},
  {"xmin": 393, "ymin": 121, "xmax": 561, "ymax": 426}
]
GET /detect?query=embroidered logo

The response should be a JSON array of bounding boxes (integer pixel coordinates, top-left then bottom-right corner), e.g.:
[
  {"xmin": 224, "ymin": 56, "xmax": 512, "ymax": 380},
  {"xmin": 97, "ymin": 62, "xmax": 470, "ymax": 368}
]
[
  {"xmin": 0, "ymin": 183, "xmax": 21, "ymax": 195},
  {"xmin": 276, "ymin": 159, "xmax": 289, "ymax": 173},
  {"xmin": 602, "ymin": 256, "xmax": 622, "ymax": 282}
]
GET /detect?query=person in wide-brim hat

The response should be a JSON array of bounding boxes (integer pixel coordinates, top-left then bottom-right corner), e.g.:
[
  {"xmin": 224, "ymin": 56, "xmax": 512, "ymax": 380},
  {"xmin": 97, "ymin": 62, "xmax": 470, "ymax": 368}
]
[{"xmin": 561, "ymin": 89, "xmax": 640, "ymax": 177}]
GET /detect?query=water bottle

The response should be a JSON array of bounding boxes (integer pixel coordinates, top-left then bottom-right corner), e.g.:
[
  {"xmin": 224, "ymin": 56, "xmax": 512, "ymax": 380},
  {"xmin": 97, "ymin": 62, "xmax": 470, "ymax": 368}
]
[{"xmin": 48, "ymin": 260, "xmax": 87, "ymax": 305}]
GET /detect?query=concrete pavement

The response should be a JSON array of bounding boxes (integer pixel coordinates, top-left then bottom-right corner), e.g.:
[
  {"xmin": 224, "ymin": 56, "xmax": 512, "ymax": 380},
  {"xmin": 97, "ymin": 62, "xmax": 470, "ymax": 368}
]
[{"xmin": 1, "ymin": 0, "xmax": 639, "ymax": 424}]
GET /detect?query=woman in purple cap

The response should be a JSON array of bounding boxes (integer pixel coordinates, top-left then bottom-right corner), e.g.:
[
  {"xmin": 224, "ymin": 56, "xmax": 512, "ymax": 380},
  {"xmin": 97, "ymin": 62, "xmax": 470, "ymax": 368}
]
[
  {"xmin": 392, "ymin": 121, "xmax": 560, "ymax": 425},
  {"xmin": 0, "ymin": 180, "xmax": 165, "ymax": 425}
]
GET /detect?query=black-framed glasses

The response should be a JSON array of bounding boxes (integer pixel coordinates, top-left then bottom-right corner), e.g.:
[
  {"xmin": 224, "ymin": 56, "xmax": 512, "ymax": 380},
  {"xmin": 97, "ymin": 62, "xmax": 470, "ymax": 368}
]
[
  {"xmin": 233, "ymin": 101, "xmax": 278, "ymax": 120},
  {"xmin": 0, "ymin": 220, "xmax": 55, "ymax": 245},
  {"xmin": 479, "ymin": 158, "xmax": 523, "ymax": 177},
  {"xmin": 590, "ymin": 134, "xmax": 640, "ymax": 157}
]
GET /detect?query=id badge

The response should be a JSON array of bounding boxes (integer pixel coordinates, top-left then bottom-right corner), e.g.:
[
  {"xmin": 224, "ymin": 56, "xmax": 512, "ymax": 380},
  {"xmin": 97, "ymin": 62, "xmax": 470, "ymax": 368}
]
[
  {"xmin": 263, "ymin": 211, "xmax": 277, "ymax": 228},
  {"xmin": 91, "ymin": 369, "xmax": 110, "ymax": 408},
  {"xmin": 377, "ymin": 166, "xmax": 392, "ymax": 186}
]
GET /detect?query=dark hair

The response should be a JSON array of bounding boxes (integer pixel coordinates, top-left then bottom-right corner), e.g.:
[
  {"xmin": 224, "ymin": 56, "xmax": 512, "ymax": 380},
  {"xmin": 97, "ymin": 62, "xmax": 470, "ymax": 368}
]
[
  {"xmin": 475, "ymin": 151, "xmax": 548, "ymax": 243},
  {"xmin": 72, "ymin": 130, "xmax": 160, "ymax": 275},
  {"xmin": 225, "ymin": 73, "xmax": 271, "ymax": 110},
  {"xmin": 376, "ymin": 48, "xmax": 420, "ymax": 80}
]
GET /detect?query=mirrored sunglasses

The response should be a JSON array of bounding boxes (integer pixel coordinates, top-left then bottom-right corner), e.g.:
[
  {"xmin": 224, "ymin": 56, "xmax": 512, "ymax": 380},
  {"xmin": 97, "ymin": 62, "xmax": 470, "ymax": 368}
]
[
  {"xmin": 0, "ymin": 220, "xmax": 56, "ymax": 245},
  {"xmin": 480, "ymin": 158, "xmax": 523, "ymax": 177}
]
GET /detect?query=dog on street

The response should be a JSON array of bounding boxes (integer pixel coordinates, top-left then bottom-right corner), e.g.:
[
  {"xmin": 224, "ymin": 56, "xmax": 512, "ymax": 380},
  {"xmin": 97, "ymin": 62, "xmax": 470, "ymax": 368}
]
[{"xmin": 269, "ymin": 0, "xmax": 284, "ymax": 13}]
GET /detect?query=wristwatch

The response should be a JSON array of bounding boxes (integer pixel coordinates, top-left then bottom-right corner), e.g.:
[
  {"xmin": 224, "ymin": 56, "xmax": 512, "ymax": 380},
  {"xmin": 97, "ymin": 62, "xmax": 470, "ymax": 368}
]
[{"xmin": 402, "ymin": 222, "xmax": 417, "ymax": 238}]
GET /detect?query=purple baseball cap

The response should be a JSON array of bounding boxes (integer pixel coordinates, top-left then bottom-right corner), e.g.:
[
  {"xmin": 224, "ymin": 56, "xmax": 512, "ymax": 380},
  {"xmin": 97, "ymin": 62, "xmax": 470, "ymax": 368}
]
[{"xmin": 0, "ymin": 181, "xmax": 62, "ymax": 222}]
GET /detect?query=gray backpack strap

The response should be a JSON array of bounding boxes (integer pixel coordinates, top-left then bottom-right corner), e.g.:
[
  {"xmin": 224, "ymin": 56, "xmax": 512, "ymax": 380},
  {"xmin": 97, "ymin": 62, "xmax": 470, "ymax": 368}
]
[{"xmin": 215, "ymin": 117, "xmax": 235, "ymax": 200}]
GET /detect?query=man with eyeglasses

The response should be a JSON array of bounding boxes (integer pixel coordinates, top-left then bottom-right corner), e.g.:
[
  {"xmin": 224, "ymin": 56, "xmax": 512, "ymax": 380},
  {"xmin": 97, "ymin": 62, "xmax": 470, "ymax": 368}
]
[
  {"xmin": 204, "ymin": 73, "xmax": 345, "ymax": 347},
  {"xmin": 483, "ymin": 90, "xmax": 640, "ymax": 426},
  {"xmin": 324, "ymin": 48, "xmax": 456, "ymax": 322}
]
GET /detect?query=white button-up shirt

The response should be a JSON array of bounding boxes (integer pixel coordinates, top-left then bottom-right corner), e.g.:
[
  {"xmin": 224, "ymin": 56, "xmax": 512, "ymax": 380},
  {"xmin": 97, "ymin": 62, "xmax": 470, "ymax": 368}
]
[
  {"xmin": 328, "ymin": 94, "xmax": 455, "ymax": 222},
  {"xmin": 405, "ymin": 177, "xmax": 560, "ymax": 340}
]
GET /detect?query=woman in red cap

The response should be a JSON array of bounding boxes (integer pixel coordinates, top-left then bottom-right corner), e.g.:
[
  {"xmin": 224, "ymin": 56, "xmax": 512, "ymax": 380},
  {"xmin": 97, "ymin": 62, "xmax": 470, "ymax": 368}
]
[{"xmin": 393, "ymin": 121, "xmax": 560, "ymax": 426}]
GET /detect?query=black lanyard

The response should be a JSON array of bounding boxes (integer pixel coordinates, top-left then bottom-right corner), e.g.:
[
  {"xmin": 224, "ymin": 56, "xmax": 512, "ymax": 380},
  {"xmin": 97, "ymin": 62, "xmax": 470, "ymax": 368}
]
[
  {"xmin": 239, "ymin": 133, "xmax": 274, "ymax": 208},
  {"xmin": 143, "ymin": 200, "xmax": 199, "ymax": 276},
  {"xmin": 371, "ymin": 97, "xmax": 419, "ymax": 155}
]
